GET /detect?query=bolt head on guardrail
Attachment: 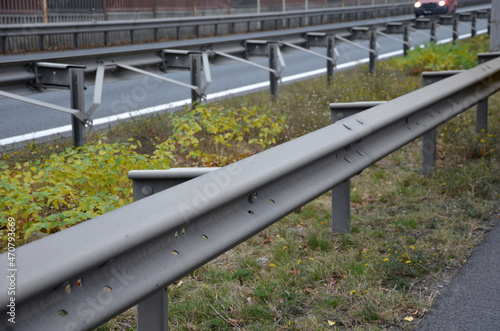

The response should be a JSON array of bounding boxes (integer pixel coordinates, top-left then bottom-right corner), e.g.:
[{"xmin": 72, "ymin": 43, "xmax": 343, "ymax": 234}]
[
  {"xmin": 385, "ymin": 22, "xmax": 404, "ymax": 34},
  {"xmin": 350, "ymin": 26, "xmax": 371, "ymax": 40},
  {"xmin": 459, "ymin": 12, "xmax": 473, "ymax": 22},
  {"xmin": 439, "ymin": 15, "xmax": 454, "ymax": 25},
  {"xmin": 306, "ymin": 32, "xmax": 327, "ymax": 47},
  {"xmin": 415, "ymin": 18, "xmax": 432, "ymax": 29},
  {"xmin": 476, "ymin": 10, "xmax": 490, "ymax": 19}
]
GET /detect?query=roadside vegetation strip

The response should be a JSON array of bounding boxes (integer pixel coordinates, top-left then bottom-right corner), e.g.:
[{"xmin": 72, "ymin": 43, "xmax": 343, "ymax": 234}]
[{"xmin": 1, "ymin": 35, "xmax": 499, "ymax": 330}]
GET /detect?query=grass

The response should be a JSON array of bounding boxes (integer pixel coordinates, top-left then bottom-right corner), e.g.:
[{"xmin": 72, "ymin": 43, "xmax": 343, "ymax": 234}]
[{"xmin": 1, "ymin": 35, "xmax": 499, "ymax": 330}]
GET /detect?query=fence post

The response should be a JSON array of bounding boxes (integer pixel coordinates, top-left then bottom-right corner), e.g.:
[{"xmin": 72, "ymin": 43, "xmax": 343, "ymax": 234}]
[
  {"xmin": 1, "ymin": 36, "xmax": 6, "ymax": 54},
  {"xmin": 331, "ymin": 180, "xmax": 351, "ymax": 233},
  {"xmin": 129, "ymin": 168, "xmax": 218, "ymax": 331},
  {"xmin": 403, "ymin": 23, "xmax": 410, "ymax": 56},
  {"xmin": 69, "ymin": 68, "xmax": 86, "ymax": 147},
  {"xmin": 420, "ymin": 71, "xmax": 462, "ymax": 175},
  {"xmin": 369, "ymin": 27, "xmax": 377, "ymax": 74},
  {"xmin": 477, "ymin": 55, "xmax": 489, "ymax": 133},
  {"xmin": 326, "ymin": 34, "xmax": 335, "ymax": 84},
  {"xmin": 471, "ymin": 12, "xmax": 477, "ymax": 38},
  {"xmin": 137, "ymin": 290, "xmax": 169, "ymax": 331},
  {"xmin": 475, "ymin": 53, "xmax": 500, "ymax": 133},
  {"xmin": 269, "ymin": 42, "xmax": 280, "ymax": 99},
  {"xmin": 452, "ymin": 16, "xmax": 458, "ymax": 44},
  {"xmin": 190, "ymin": 52, "xmax": 203, "ymax": 106},
  {"xmin": 430, "ymin": 19, "xmax": 437, "ymax": 42},
  {"xmin": 330, "ymin": 101, "xmax": 385, "ymax": 233}
]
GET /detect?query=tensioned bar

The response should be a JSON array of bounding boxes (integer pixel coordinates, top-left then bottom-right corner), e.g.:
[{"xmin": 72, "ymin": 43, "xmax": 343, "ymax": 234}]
[
  {"xmin": 0, "ymin": 90, "xmax": 84, "ymax": 120},
  {"xmin": 335, "ymin": 35, "xmax": 376, "ymax": 54}
]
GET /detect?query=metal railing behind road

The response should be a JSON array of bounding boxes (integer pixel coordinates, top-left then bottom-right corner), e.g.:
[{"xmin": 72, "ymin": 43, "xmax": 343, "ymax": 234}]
[{"xmin": 0, "ymin": 3, "xmax": 414, "ymax": 54}]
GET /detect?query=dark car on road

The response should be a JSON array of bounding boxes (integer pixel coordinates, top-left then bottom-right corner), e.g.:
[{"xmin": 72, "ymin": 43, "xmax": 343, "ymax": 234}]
[{"xmin": 414, "ymin": 0, "xmax": 457, "ymax": 17}]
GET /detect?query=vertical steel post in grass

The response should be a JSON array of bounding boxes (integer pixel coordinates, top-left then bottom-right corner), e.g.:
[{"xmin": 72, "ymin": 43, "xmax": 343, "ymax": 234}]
[
  {"xmin": 477, "ymin": 55, "xmax": 489, "ymax": 133},
  {"xmin": 326, "ymin": 34, "xmax": 335, "ymax": 83},
  {"xmin": 190, "ymin": 53, "xmax": 202, "ymax": 106},
  {"xmin": 471, "ymin": 12, "xmax": 477, "ymax": 38},
  {"xmin": 452, "ymin": 17, "xmax": 458, "ymax": 44},
  {"xmin": 130, "ymin": 169, "xmax": 217, "ymax": 331},
  {"xmin": 430, "ymin": 19, "xmax": 437, "ymax": 42},
  {"xmin": 421, "ymin": 71, "xmax": 462, "ymax": 175},
  {"xmin": 329, "ymin": 101, "xmax": 385, "ymax": 233},
  {"xmin": 476, "ymin": 53, "xmax": 500, "ymax": 133},
  {"xmin": 421, "ymin": 73, "xmax": 440, "ymax": 176},
  {"xmin": 403, "ymin": 24, "xmax": 410, "ymax": 56},
  {"xmin": 269, "ymin": 42, "xmax": 280, "ymax": 99},
  {"xmin": 369, "ymin": 27, "xmax": 377, "ymax": 74},
  {"xmin": 69, "ymin": 68, "xmax": 86, "ymax": 147}
]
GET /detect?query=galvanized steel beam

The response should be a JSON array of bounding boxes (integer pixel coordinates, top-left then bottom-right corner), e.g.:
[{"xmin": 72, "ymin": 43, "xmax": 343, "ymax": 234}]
[{"xmin": 1, "ymin": 55, "xmax": 499, "ymax": 330}]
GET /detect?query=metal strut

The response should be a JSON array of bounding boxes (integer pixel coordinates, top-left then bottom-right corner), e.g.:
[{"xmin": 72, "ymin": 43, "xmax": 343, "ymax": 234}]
[
  {"xmin": 376, "ymin": 30, "xmax": 411, "ymax": 47},
  {"xmin": 335, "ymin": 35, "xmax": 379, "ymax": 54},
  {"xmin": 115, "ymin": 58, "xmax": 211, "ymax": 97},
  {"xmin": 282, "ymin": 41, "xmax": 339, "ymax": 64},
  {"xmin": 212, "ymin": 48, "xmax": 286, "ymax": 79}
]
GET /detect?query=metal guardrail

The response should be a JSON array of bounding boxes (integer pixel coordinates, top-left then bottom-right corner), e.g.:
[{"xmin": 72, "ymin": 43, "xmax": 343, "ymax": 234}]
[
  {"xmin": 1, "ymin": 53, "xmax": 499, "ymax": 331},
  {"xmin": 0, "ymin": 3, "xmax": 414, "ymax": 54},
  {"xmin": 0, "ymin": 4, "xmax": 490, "ymax": 148}
]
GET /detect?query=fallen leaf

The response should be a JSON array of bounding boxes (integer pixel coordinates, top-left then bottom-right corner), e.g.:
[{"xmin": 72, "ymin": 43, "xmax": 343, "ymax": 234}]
[{"xmin": 404, "ymin": 316, "xmax": 414, "ymax": 322}]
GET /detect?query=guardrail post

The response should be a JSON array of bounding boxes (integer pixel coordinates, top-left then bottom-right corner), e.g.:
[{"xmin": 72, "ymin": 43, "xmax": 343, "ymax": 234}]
[
  {"xmin": 269, "ymin": 42, "xmax": 279, "ymax": 99},
  {"xmin": 421, "ymin": 73, "xmax": 440, "ymax": 176},
  {"xmin": 190, "ymin": 53, "xmax": 202, "ymax": 106},
  {"xmin": 369, "ymin": 27, "xmax": 377, "ymax": 74},
  {"xmin": 471, "ymin": 12, "xmax": 477, "ymax": 38},
  {"xmin": 129, "ymin": 168, "xmax": 217, "ymax": 331},
  {"xmin": 137, "ymin": 290, "xmax": 169, "ymax": 331},
  {"xmin": 39, "ymin": 35, "xmax": 45, "ymax": 51},
  {"xmin": 154, "ymin": 28, "xmax": 159, "ymax": 42},
  {"xmin": 330, "ymin": 101, "xmax": 385, "ymax": 233},
  {"xmin": 326, "ymin": 34, "xmax": 335, "ymax": 84},
  {"xmin": 1, "ymin": 36, "xmax": 7, "ymax": 54},
  {"xmin": 476, "ymin": 53, "xmax": 500, "ymax": 133},
  {"xmin": 403, "ymin": 24, "xmax": 410, "ymax": 56},
  {"xmin": 452, "ymin": 17, "xmax": 458, "ymax": 44},
  {"xmin": 331, "ymin": 179, "xmax": 351, "ymax": 233},
  {"xmin": 430, "ymin": 19, "xmax": 437, "ymax": 42},
  {"xmin": 73, "ymin": 33, "xmax": 79, "ymax": 49},
  {"xmin": 477, "ymin": 54, "xmax": 489, "ymax": 134},
  {"xmin": 421, "ymin": 71, "xmax": 461, "ymax": 175},
  {"xmin": 69, "ymin": 68, "xmax": 86, "ymax": 147}
]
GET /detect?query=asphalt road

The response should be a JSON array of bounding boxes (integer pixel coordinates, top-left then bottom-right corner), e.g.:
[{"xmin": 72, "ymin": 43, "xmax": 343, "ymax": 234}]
[
  {"xmin": 0, "ymin": 16, "xmax": 489, "ymax": 146},
  {"xmin": 416, "ymin": 216, "xmax": 500, "ymax": 331}
]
